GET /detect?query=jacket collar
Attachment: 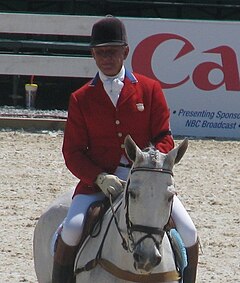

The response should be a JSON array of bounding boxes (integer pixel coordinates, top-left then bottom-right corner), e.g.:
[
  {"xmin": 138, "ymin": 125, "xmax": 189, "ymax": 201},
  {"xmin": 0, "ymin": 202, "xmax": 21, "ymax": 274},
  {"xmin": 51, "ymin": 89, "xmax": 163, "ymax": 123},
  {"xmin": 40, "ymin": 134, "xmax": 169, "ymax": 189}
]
[{"xmin": 89, "ymin": 69, "xmax": 138, "ymax": 87}]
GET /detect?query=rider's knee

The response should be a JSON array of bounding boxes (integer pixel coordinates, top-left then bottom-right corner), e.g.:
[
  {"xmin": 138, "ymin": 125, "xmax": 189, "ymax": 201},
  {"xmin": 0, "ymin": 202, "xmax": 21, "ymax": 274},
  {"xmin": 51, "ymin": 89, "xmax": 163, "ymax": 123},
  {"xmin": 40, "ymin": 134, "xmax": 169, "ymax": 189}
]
[
  {"xmin": 61, "ymin": 216, "xmax": 84, "ymax": 246},
  {"xmin": 182, "ymin": 224, "xmax": 198, "ymax": 248}
]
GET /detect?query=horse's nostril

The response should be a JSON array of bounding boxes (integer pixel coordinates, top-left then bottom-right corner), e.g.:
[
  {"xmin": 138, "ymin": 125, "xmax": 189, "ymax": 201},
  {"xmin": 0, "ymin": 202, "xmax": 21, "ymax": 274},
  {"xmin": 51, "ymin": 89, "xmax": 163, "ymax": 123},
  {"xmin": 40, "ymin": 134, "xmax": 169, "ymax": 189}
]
[
  {"xmin": 155, "ymin": 254, "xmax": 162, "ymax": 266},
  {"xmin": 133, "ymin": 252, "xmax": 142, "ymax": 263}
]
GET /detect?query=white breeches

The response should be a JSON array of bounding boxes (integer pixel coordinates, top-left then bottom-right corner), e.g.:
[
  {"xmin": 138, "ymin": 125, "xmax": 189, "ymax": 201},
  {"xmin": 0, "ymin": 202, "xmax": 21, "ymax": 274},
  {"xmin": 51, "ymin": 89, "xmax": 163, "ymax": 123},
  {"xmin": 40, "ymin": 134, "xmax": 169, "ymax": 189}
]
[
  {"xmin": 61, "ymin": 166, "xmax": 197, "ymax": 248},
  {"xmin": 61, "ymin": 193, "xmax": 197, "ymax": 248},
  {"xmin": 172, "ymin": 195, "xmax": 198, "ymax": 247},
  {"xmin": 61, "ymin": 192, "xmax": 105, "ymax": 246}
]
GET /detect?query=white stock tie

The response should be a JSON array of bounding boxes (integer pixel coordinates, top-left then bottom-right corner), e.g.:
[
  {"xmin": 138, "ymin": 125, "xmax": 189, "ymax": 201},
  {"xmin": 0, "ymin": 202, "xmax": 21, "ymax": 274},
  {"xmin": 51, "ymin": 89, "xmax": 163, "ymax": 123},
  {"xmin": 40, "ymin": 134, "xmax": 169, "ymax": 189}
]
[{"xmin": 103, "ymin": 78, "xmax": 124, "ymax": 106}]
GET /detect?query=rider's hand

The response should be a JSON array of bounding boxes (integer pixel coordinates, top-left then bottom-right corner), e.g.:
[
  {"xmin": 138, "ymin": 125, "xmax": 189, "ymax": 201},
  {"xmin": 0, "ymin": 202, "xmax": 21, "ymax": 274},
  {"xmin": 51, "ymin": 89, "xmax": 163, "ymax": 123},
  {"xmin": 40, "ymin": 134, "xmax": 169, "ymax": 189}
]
[{"xmin": 95, "ymin": 173, "xmax": 126, "ymax": 198}]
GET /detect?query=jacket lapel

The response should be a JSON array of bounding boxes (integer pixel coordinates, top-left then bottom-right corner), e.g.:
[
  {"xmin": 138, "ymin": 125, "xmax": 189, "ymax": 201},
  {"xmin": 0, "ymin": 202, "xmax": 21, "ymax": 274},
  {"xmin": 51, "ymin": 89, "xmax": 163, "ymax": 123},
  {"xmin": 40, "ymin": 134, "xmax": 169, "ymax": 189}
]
[
  {"xmin": 117, "ymin": 70, "xmax": 138, "ymax": 106},
  {"xmin": 89, "ymin": 70, "xmax": 138, "ymax": 107},
  {"xmin": 89, "ymin": 74, "xmax": 116, "ymax": 108}
]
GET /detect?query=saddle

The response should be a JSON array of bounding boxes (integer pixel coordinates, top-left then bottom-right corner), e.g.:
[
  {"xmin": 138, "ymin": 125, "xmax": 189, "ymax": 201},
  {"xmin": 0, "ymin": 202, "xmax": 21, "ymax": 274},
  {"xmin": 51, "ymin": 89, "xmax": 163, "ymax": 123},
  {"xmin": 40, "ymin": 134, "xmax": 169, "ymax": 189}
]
[{"xmin": 77, "ymin": 198, "xmax": 110, "ymax": 250}]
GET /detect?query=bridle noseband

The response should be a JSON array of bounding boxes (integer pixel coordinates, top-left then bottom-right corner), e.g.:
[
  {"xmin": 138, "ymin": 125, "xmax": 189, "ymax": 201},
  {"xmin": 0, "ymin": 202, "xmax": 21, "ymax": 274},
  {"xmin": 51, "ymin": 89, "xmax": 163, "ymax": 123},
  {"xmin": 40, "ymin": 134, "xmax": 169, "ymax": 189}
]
[{"xmin": 125, "ymin": 166, "xmax": 174, "ymax": 252}]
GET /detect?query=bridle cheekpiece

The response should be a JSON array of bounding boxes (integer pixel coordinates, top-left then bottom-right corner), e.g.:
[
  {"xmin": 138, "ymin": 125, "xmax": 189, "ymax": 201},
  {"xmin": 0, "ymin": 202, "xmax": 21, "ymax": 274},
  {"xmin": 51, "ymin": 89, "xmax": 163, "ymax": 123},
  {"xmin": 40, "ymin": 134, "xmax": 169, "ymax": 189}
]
[{"xmin": 125, "ymin": 166, "xmax": 174, "ymax": 252}]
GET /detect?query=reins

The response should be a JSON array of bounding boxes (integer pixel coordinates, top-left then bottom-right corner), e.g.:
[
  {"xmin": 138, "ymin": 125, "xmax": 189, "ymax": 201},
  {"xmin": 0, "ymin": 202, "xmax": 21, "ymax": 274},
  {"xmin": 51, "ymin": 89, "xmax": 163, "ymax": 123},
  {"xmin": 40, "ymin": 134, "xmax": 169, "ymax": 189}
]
[{"xmin": 109, "ymin": 194, "xmax": 129, "ymax": 251}]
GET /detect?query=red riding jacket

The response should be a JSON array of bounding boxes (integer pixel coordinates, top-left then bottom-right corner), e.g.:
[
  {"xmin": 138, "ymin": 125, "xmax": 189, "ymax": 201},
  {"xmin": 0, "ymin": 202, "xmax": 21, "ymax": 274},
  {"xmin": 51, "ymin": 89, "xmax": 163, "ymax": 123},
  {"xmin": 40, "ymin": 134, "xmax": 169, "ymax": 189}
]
[{"xmin": 62, "ymin": 70, "xmax": 174, "ymax": 195}]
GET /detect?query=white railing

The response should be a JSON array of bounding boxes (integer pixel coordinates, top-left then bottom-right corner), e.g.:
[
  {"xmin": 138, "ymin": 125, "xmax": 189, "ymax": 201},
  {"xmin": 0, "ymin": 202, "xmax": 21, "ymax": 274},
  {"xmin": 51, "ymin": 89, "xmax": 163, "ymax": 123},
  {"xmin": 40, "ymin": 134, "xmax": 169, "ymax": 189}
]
[{"xmin": 0, "ymin": 13, "xmax": 100, "ymax": 77}]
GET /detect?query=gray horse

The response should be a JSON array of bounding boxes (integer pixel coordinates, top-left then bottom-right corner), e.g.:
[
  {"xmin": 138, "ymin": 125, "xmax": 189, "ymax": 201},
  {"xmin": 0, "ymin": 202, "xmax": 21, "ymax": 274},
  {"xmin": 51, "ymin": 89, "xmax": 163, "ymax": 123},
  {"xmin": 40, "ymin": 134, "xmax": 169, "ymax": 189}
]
[{"xmin": 34, "ymin": 135, "xmax": 188, "ymax": 283}]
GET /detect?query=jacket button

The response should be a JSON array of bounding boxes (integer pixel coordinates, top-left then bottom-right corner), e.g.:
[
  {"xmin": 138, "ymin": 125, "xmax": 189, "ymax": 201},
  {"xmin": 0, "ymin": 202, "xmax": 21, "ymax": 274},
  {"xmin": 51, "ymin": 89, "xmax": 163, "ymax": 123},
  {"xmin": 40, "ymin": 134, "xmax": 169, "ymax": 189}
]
[
  {"xmin": 121, "ymin": 144, "xmax": 125, "ymax": 149},
  {"xmin": 118, "ymin": 132, "xmax": 122, "ymax": 137},
  {"xmin": 115, "ymin": 120, "xmax": 120, "ymax": 125}
]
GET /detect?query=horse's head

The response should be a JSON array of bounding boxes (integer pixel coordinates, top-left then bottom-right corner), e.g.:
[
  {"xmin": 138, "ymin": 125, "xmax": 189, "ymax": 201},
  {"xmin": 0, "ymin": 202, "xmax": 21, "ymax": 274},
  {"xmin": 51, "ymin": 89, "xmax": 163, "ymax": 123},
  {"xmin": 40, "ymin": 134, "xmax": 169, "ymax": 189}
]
[{"xmin": 124, "ymin": 135, "xmax": 188, "ymax": 273}]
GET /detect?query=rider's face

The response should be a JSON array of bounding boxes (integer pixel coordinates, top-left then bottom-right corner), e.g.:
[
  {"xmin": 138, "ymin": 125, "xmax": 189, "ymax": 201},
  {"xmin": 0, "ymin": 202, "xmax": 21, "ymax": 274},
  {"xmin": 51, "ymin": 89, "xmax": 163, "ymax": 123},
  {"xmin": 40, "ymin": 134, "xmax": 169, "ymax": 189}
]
[{"xmin": 91, "ymin": 45, "xmax": 129, "ymax": 76}]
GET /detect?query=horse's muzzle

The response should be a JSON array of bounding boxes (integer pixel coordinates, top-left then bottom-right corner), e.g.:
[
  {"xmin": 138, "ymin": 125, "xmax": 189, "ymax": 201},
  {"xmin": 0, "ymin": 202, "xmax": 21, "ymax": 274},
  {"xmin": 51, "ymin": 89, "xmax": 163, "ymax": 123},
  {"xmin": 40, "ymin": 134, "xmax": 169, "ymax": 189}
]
[{"xmin": 133, "ymin": 245, "xmax": 162, "ymax": 272}]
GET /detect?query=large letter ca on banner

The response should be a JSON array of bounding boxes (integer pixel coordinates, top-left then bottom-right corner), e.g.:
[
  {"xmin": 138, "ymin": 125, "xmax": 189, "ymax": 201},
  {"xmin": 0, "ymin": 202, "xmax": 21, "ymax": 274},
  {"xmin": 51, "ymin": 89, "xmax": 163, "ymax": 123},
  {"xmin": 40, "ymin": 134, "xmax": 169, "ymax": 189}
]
[
  {"xmin": 132, "ymin": 33, "xmax": 240, "ymax": 91},
  {"xmin": 131, "ymin": 34, "xmax": 194, "ymax": 89}
]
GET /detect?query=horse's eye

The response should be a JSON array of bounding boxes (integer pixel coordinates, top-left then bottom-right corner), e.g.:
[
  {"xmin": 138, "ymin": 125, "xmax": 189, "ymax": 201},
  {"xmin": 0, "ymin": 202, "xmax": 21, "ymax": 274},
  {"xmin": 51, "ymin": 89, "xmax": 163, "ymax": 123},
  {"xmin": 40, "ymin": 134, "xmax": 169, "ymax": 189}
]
[
  {"xmin": 129, "ymin": 191, "xmax": 137, "ymax": 200},
  {"xmin": 168, "ymin": 195, "xmax": 174, "ymax": 202}
]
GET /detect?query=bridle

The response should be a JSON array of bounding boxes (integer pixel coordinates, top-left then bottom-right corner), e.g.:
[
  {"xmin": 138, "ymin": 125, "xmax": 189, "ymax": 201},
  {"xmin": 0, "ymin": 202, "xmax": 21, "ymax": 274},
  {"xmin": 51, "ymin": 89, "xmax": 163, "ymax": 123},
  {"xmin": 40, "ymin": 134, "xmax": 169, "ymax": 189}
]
[
  {"xmin": 75, "ymin": 165, "xmax": 181, "ymax": 282},
  {"xmin": 124, "ymin": 166, "xmax": 174, "ymax": 253}
]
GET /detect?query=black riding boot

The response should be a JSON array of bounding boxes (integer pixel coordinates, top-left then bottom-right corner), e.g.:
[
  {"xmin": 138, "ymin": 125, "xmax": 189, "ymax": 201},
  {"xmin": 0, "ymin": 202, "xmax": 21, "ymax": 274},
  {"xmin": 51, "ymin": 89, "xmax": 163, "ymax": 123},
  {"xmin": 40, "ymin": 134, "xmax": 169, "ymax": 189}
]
[
  {"xmin": 52, "ymin": 236, "xmax": 78, "ymax": 283},
  {"xmin": 183, "ymin": 241, "xmax": 199, "ymax": 283}
]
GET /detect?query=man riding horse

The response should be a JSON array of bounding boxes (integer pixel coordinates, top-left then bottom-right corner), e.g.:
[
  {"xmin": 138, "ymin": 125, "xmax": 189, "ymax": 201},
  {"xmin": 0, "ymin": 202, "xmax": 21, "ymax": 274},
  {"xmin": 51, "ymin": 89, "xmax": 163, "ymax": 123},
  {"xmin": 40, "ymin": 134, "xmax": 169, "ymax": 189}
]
[{"xmin": 52, "ymin": 15, "xmax": 199, "ymax": 283}]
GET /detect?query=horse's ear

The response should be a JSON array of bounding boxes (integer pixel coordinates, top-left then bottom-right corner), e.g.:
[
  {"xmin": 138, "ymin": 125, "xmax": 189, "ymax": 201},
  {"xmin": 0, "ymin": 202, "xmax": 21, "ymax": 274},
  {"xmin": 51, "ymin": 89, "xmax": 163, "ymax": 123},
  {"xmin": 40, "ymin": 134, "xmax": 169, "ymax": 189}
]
[
  {"xmin": 166, "ymin": 138, "xmax": 188, "ymax": 165},
  {"xmin": 124, "ymin": 135, "xmax": 143, "ymax": 163},
  {"xmin": 175, "ymin": 138, "xmax": 188, "ymax": 164}
]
